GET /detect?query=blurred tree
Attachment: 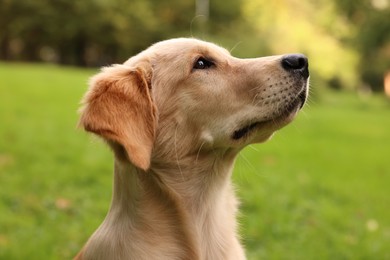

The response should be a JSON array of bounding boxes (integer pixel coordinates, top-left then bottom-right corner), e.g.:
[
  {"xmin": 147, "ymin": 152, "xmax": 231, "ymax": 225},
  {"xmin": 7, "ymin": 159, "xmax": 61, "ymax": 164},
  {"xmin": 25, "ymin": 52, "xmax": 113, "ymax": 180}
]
[
  {"xmin": 334, "ymin": 0, "xmax": 390, "ymax": 91},
  {"xmin": 0, "ymin": 0, "xmax": 389, "ymax": 92},
  {"xmin": 0, "ymin": 0, "xmax": 246, "ymax": 66}
]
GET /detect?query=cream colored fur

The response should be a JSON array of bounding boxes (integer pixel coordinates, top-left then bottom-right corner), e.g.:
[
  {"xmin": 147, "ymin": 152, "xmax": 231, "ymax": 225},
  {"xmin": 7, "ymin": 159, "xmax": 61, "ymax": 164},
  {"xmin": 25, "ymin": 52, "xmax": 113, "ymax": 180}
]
[{"xmin": 75, "ymin": 38, "xmax": 309, "ymax": 260}]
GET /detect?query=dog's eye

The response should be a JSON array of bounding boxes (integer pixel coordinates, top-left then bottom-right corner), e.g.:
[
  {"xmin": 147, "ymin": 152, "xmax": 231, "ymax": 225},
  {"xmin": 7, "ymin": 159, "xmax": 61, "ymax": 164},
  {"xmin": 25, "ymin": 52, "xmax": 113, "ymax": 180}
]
[{"xmin": 193, "ymin": 57, "xmax": 214, "ymax": 70}]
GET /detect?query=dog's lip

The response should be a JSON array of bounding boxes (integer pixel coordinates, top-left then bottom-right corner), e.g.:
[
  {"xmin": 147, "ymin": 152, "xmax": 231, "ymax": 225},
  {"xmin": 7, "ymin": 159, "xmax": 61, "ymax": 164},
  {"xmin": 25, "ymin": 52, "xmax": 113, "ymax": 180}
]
[
  {"xmin": 297, "ymin": 88, "xmax": 307, "ymax": 109},
  {"xmin": 232, "ymin": 121, "xmax": 264, "ymax": 140}
]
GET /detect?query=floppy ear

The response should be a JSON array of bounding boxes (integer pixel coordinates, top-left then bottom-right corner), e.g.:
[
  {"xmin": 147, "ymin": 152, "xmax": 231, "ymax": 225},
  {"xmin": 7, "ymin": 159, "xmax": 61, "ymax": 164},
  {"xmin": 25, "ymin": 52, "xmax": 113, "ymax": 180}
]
[{"xmin": 79, "ymin": 64, "xmax": 156, "ymax": 171}]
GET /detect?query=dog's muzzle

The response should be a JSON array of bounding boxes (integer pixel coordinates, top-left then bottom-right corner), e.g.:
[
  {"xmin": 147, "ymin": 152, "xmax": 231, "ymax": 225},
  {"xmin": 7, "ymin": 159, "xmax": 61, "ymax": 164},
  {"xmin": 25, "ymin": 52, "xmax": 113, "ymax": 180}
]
[{"xmin": 282, "ymin": 53, "xmax": 309, "ymax": 109}]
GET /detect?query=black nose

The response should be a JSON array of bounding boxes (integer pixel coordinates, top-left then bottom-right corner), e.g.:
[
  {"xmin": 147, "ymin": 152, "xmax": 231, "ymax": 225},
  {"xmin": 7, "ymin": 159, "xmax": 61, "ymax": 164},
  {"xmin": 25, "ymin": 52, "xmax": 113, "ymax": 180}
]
[{"xmin": 281, "ymin": 54, "xmax": 309, "ymax": 78}]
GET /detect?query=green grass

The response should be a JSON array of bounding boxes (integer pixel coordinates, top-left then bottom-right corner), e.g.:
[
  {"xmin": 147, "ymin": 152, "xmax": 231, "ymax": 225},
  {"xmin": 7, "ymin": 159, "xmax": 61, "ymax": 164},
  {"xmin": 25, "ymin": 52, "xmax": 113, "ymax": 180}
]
[{"xmin": 1, "ymin": 62, "xmax": 389, "ymax": 259}]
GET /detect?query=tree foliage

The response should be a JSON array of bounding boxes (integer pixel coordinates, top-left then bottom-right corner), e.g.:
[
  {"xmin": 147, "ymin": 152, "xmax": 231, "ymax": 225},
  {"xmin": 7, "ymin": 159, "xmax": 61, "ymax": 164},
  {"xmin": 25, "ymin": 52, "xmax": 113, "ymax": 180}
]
[
  {"xmin": 0, "ymin": 0, "xmax": 245, "ymax": 66},
  {"xmin": 334, "ymin": 0, "xmax": 390, "ymax": 91},
  {"xmin": 0, "ymin": 0, "xmax": 389, "ymax": 91}
]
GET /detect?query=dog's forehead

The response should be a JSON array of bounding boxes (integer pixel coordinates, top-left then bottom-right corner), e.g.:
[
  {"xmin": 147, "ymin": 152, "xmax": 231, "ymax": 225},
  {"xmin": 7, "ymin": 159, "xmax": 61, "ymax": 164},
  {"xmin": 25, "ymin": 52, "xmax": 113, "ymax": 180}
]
[{"xmin": 150, "ymin": 38, "xmax": 231, "ymax": 58}]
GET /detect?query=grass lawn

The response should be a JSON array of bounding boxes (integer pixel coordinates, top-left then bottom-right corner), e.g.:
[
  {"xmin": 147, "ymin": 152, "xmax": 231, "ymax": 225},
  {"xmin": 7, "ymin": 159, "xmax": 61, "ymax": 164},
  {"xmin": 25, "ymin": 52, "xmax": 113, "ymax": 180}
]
[{"xmin": 0, "ymin": 62, "xmax": 389, "ymax": 259}]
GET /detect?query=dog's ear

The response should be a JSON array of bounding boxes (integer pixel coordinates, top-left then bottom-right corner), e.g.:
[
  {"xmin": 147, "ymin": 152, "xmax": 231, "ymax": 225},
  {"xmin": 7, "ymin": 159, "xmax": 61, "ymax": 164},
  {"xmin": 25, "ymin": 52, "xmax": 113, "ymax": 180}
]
[{"xmin": 79, "ymin": 64, "xmax": 156, "ymax": 171}]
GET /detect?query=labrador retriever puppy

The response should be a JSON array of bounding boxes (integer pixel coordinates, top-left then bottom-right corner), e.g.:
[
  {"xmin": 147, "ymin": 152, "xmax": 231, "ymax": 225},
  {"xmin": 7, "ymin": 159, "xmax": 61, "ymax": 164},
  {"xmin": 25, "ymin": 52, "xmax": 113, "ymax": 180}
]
[{"xmin": 75, "ymin": 38, "xmax": 309, "ymax": 260}]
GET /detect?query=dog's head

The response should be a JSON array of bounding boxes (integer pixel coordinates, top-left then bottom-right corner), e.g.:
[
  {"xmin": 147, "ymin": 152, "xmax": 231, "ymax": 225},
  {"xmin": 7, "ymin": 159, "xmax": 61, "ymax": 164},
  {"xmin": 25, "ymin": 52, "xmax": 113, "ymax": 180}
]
[{"xmin": 79, "ymin": 38, "xmax": 309, "ymax": 170}]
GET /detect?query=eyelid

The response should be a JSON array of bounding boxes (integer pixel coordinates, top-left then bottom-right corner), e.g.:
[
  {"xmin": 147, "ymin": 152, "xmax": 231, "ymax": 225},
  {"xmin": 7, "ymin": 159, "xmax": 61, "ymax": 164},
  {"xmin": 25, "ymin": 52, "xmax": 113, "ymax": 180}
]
[{"xmin": 193, "ymin": 56, "xmax": 215, "ymax": 70}]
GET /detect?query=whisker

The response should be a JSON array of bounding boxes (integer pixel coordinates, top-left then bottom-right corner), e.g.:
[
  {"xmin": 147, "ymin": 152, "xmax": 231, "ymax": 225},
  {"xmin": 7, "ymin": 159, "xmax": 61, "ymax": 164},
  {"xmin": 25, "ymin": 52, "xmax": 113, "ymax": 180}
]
[
  {"xmin": 190, "ymin": 15, "xmax": 205, "ymax": 38},
  {"xmin": 251, "ymin": 93, "xmax": 260, "ymax": 106},
  {"xmin": 229, "ymin": 41, "xmax": 243, "ymax": 54},
  {"xmin": 195, "ymin": 141, "xmax": 206, "ymax": 164},
  {"xmin": 249, "ymin": 85, "xmax": 261, "ymax": 93},
  {"xmin": 238, "ymin": 152, "xmax": 260, "ymax": 176},
  {"xmin": 248, "ymin": 145, "xmax": 259, "ymax": 152}
]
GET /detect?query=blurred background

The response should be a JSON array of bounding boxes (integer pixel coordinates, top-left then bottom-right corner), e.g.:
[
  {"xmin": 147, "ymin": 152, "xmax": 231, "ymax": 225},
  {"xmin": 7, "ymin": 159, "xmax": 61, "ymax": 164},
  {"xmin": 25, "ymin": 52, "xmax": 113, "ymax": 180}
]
[
  {"xmin": 0, "ymin": 0, "xmax": 389, "ymax": 259},
  {"xmin": 1, "ymin": 0, "xmax": 390, "ymax": 92}
]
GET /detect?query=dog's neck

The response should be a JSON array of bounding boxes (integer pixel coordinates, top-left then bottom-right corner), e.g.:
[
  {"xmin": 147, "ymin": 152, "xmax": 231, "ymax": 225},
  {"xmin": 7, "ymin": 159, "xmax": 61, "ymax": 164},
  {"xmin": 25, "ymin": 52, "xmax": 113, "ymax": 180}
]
[{"xmin": 101, "ymin": 150, "xmax": 244, "ymax": 259}]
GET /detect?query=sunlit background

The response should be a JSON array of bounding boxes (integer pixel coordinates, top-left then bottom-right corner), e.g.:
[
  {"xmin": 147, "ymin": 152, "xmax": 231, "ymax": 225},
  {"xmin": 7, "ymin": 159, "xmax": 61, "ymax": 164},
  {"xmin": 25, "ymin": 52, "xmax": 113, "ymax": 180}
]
[
  {"xmin": 0, "ymin": 0, "xmax": 389, "ymax": 259},
  {"xmin": 2, "ymin": 0, "xmax": 390, "ymax": 91}
]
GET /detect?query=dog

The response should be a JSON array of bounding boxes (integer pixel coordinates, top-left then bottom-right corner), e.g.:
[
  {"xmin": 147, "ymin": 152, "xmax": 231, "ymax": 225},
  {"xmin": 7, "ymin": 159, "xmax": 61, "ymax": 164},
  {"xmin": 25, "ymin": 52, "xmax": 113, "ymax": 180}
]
[{"xmin": 75, "ymin": 38, "xmax": 309, "ymax": 260}]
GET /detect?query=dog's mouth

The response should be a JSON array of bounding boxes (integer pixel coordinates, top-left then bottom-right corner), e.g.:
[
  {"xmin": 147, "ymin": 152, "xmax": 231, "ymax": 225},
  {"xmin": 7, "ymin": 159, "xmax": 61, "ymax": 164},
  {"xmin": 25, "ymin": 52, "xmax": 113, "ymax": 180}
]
[
  {"xmin": 295, "ymin": 88, "xmax": 307, "ymax": 110},
  {"xmin": 232, "ymin": 88, "xmax": 307, "ymax": 140},
  {"xmin": 232, "ymin": 121, "xmax": 263, "ymax": 140}
]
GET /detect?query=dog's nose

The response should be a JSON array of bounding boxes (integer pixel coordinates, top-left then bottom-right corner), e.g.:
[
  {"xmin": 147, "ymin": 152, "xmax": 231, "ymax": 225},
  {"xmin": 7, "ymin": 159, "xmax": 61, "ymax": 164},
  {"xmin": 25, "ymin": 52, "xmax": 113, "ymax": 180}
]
[{"xmin": 281, "ymin": 54, "xmax": 309, "ymax": 79}]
